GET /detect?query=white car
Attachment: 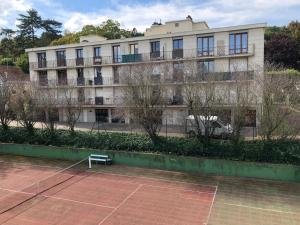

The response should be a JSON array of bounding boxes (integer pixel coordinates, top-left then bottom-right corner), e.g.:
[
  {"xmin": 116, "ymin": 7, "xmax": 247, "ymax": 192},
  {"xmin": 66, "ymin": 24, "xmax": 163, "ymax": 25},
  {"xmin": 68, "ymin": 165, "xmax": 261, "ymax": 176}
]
[{"xmin": 185, "ymin": 115, "xmax": 233, "ymax": 138}]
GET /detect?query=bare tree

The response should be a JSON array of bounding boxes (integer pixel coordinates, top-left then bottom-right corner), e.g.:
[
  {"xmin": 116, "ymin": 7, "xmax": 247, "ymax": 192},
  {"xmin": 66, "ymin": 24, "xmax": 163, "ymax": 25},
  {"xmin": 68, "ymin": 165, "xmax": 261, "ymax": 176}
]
[
  {"xmin": 11, "ymin": 82, "xmax": 38, "ymax": 132},
  {"xmin": 122, "ymin": 64, "xmax": 167, "ymax": 141},
  {"xmin": 229, "ymin": 68, "xmax": 258, "ymax": 144},
  {"xmin": 0, "ymin": 74, "xmax": 14, "ymax": 129},
  {"xmin": 183, "ymin": 61, "xmax": 225, "ymax": 143},
  {"xmin": 59, "ymin": 83, "xmax": 83, "ymax": 133},
  {"xmin": 258, "ymin": 64, "xmax": 300, "ymax": 140},
  {"xmin": 36, "ymin": 86, "xmax": 59, "ymax": 133}
]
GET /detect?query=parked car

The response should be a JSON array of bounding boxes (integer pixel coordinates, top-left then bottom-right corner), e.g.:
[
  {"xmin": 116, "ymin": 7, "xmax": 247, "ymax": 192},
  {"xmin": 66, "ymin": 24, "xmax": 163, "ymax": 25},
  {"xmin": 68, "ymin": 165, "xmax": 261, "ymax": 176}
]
[{"xmin": 185, "ymin": 115, "xmax": 232, "ymax": 138}]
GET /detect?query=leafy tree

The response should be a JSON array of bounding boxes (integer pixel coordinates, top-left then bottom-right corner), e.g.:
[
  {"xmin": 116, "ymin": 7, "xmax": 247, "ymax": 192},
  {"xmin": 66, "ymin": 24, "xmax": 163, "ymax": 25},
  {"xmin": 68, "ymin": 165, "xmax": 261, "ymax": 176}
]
[
  {"xmin": 265, "ymin": 33, "xmax": 300, "ymax": 69},
  {"xmin": 287, "ymin": 21, "xmax": 300, "ymax": 44},
  {"xmin": 17, "ymin": 9, "xmax": 43, "ymax": 46},
  {"xmin": 50, "ymin": 19, "xmax": 142, "ymax": 45},
  {"xmin": 16, "ymin": 53, "xmax": 29, "ymax": 73}
]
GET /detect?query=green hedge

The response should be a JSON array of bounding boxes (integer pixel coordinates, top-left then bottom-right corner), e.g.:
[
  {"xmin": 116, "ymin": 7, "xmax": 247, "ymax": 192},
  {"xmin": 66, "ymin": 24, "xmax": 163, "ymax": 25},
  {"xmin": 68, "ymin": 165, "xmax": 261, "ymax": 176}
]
[{"xmin": 0, "ymin": 127, "xmax": 299, "ymax": 165}]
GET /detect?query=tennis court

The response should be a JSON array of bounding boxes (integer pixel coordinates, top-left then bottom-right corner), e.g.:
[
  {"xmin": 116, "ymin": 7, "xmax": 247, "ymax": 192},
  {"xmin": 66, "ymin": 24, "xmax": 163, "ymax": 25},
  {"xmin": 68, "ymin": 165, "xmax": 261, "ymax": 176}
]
[
  {"xmin": 0, "ymin": 156, "xmax": 216, "ymax": 225},
  {"xmin": 0, "ymin": 155, "xmax": 299, "ymax": 225}
]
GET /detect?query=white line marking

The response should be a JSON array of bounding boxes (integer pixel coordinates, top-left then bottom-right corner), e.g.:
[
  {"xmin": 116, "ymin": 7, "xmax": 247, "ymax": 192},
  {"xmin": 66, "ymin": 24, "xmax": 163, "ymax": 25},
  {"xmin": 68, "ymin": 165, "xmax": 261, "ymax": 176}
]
[
  {"xmin": 98, "ymin": 184, "xmax": 143, "ymax": 225},
  {"xmin": 223, "ymin": 203, "xmax": 298, "ymax": 215},
  {"xmin": 42, "ymin": 195, "xmax": 116, "ymax": 209},
  {"xmin": 89, "ymin": 170, "xmax": 217, "ymax": 189},
  {"xmin": 0, "ymin": 187, "xmax": 115, "ymax": 209},
  {"xmin": 144, "ymin": 184, "xmax": 215, "ymax": 194},
  {"xmin": 204, "ymin": 184, "xmax": 218, "ymax": 225}
]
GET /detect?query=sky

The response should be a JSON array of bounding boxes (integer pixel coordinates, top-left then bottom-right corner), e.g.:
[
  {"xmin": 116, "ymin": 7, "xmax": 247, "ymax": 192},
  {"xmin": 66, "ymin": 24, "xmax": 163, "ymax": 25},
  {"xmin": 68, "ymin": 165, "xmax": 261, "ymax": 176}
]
[{"xmin": 0, "ymin": 0, "xmax": 300, "ymax": 33}]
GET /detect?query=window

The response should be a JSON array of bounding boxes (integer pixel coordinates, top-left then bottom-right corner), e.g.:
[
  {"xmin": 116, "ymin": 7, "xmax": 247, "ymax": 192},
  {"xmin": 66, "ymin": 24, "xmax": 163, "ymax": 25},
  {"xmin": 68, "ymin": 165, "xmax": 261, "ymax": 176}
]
[
  {"xmin": 76, "ymin": 49, "xmax": 83, "ymax": 58},
  {"xmin": 173, "ymin": 39, "xmax": 183, "ymax": 50},
  {"xmin": 112, "ymin": 45, "xmax": 121, "ymax": 63},
  {"xmin": 94, "ymin": 67, "xmax": 102, "ymax": 85},
  {"xmin": 76, "ymin": 49, "xmax": 84, "ymax": 65},
  {"xmin": 229, "ymin": 32, "xmax": 248, "ymax": 54},
  {"xmin": 129, "ymin": 44, "xmax": 138, "ymax": 54},
  {"xmin": 57, "ymin": 70, "xmax": 67, "ymax": 85},
  {"xmin": 77, "ymin": 68, "xmax": 84, "ymax": 86},
  {"xmin": 37, "ymin": 52, "xmax": 46, "ymax": 68},
  {"xmin": 38, "ymin": 71, "xmax": 47, "ymax": 86},
  {"xmin": 56, "ymin": 50, "xmax": 66, "ymax": 67},
  {"xmin": 94, "ymin": 47, "xmax": 101, "ymax": 58},
  {"xmin": 113, "ymin": 66, "xmax": 119, "ymax": 84},
  {"xmin": 198, "ymin": 60, "xmax": 214, "ymax": 74},
  {"xmin": 173, "ymin": 62, "xmax": 184, "ymax": 81},
  {"xmin": 150, "ymin": 41, "xmax": 160, "ymax": 58},
  {"xmin": 173, "ymin": 39, "xmax": 183, "ymax": 59},
  {"xmin": 197, "ymin": 36, "xmax": 214, "ymax": 56},
  {"xmin": 95, "ymin": 67, "xmax": 101, "ymax": 77}
]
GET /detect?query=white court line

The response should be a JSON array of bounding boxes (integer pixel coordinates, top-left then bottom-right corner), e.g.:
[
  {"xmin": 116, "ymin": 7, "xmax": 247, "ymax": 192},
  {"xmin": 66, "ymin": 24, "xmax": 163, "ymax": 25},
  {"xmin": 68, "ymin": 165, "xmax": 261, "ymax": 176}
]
[
  {"xmin": 42, "ymin": 195, "xmax": 116, "ymax": 209},
  {"xmin": 0, "ymin": 187, "xmax": 115, "ymax": 210},
  {"xmin": 144, "ymin": 184, "xmax": 215, "ymax": 195},
  {"xmin": 89, "ymin": 170, "xmax": 218, "ymax": 189},
  {"xmin": 223, "ymin": 203, "xmax": 298, "ymax": 215},
  {"xmin": 204, "ymin": 184, "xmax": 218, "ymax": 225},
  {"xmin": 98, "ymin": 184, "xmax": 143, "ymax": 225},
  {"xmin": 1, "ymin": 159, "xmax": 218, "ymax": 189}
]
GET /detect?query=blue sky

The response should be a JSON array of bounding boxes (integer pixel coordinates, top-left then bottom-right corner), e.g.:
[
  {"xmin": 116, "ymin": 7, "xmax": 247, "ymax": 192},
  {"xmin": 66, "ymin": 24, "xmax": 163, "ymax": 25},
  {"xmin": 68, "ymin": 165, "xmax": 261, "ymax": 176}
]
[{"xmin": 1, "ymin": 0, "xmax": 300, "ymax": 33}]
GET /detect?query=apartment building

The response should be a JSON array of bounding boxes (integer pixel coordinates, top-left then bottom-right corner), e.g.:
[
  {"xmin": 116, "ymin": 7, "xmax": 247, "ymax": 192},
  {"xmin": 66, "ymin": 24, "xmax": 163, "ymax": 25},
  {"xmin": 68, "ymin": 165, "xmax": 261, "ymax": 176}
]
[{"xmin": 26, "ymin": 16, "xmax": 266, "ymax": 127}]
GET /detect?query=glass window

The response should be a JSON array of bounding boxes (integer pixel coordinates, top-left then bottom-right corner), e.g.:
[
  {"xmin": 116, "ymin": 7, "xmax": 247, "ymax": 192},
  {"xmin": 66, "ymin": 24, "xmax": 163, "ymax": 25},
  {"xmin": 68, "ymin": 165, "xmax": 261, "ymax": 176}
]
[
  {"xmin": 150, "ymin": 41, "xmax": 160, "ymax": 53},
  {"xmin": 197, "ymin": 36, "xmax": 214, "ymax": 56},
  {"xmin": 56, "ymin": 50, "xmax": 66, "ymax": 66},
  {"xmin": 77, "ymin": 68, "xmax": 84, "ymax": 78},
  {"xmin": 76, "ymin": 49, "xmax": 83, "ymax": 58},
  {"xmin": 37, "ymin": 52, "xmax": 46, "ymax": 68},
  {"xmin": 173, "ymin": 39, "xmax": 183, "ymax": 50},
  {"xmin": 130, "ymin": 44, "xmax": 138, "ymax": 54},
  {"xmin": 94, "ymin": 47, "xmax": 101, "ymax": 57},
  {"xmin": 229, "ymin": 33, "xmax": 248, "ymax": 54},
  {"xmin": 112, "ymin": 45, "xmax": 121, "ymax": 63},
  {"xmin": 95, "ymin": 67, "xmax": 101, "ymax": 77},
  {"xmin": 242, "ymin": 33, "xmax": 248, "ymax": 53},
  {"xmin": 198, "ymin": 60, "xmax": 214, "ymax": 73}
]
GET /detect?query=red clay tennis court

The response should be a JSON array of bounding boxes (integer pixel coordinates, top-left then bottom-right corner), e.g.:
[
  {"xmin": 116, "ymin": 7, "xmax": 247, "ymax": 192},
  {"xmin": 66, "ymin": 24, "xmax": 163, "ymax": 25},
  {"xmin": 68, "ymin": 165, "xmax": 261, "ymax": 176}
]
[{"xmin": 0, "ymin": 159, "xmax": 217, "ymax": 225}]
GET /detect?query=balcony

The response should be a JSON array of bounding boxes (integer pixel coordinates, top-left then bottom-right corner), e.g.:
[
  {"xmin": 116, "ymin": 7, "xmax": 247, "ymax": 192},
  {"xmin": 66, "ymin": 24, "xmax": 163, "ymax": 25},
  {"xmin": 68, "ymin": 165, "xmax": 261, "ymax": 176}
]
[
  {"xmin": 57, "ymin": 78, "xmax": 68, "ymax": 86},
  {"xmin": 172, "ymin": 49, "xmax": 183, "ymax": 59},
  {"xmin": 77, "ymin": 77, "xmax": 85, "ymax": 86},
  {"xmin": 76, "ymin": 58, "xmax": 84, "ymax": 66},
  {"xmin": 57, "ymin": 59, "xmax": 66, "ymax": 67},
  {"xmin": 95, "ymin": 96, "xmax": 104, "ymax": 105},
  {"xmin": 38, "ymin": 60, "xmax": 47, "ymax": 68},
  {"xmin": 94, "ymin": 76, "xmax": 103, "ymax": 85},
  {"xmin": 122, "ymin": 54, "xmax": 142, "ymax": 63},
  {"xmin": 93, "ymin": 56, "xmax": 102, "ymax": 65},
  {"xmin": 39, "ymin": 79, "xmax": 48, "ymax": 86},
  {"xmin": 30, "ymin": 44, "xmax": 255, "ymax": 70}
]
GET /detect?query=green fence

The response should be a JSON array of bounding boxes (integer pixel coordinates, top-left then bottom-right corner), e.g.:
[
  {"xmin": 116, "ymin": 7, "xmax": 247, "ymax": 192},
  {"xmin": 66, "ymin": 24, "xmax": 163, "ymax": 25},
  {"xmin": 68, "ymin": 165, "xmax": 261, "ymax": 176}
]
[{"xmin": 0, "ymin": 143, "xmax": 299, "ymax": 182}]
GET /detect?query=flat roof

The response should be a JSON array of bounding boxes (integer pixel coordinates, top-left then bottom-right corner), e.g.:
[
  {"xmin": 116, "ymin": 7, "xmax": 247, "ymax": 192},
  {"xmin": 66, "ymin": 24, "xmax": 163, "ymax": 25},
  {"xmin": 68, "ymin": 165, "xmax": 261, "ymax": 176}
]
[{"xmin": 26, "ymin": 22, "xmax": 267, "ymax": 52}]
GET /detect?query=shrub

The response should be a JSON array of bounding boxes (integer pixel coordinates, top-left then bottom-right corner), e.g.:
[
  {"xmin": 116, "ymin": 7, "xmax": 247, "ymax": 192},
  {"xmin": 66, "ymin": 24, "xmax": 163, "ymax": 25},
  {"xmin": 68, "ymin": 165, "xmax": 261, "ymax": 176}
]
[{"xmin": 0, "ymin": 127, "xmax": 299, "ymax": 165}]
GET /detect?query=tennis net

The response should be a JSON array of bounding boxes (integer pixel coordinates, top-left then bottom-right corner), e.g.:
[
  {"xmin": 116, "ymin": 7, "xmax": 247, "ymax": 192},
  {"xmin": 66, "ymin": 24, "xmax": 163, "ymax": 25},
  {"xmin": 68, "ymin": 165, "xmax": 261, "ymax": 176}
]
[{"xmin": 0, "ymin": 158, "xmax": 88, "ymax": 216}]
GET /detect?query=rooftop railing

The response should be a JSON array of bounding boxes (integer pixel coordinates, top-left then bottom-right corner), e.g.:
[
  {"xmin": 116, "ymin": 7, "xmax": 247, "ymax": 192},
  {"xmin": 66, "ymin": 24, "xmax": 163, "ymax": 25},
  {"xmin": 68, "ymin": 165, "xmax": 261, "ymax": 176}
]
[{"xmin": 31, "ymin": 45, "xmax": 255, "ymax": 70}]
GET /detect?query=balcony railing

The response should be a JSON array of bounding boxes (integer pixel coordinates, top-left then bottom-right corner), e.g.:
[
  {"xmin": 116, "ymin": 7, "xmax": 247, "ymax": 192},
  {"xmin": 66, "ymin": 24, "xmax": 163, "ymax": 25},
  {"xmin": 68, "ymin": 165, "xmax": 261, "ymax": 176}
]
[
  {"xmin": 76, "ymin": 58, "xmax": 84, "ymax": 66},
  {"xmin": 30, "ymin": 45, "xmax": 255, "ymax": 70},
  {"xmin": 37, "ymin": 71, "xmax": 255, "ymax": 88}
]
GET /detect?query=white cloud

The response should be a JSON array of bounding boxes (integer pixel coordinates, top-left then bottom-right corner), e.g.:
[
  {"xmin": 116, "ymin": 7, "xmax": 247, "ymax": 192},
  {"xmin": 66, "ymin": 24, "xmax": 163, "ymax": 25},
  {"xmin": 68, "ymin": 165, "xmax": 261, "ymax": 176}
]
[
  {"xmin": 59, "ymin": 0, "xmax": 300, "ymax": 32},
  {"xmin": 1, "ymin": 0, "xmax": 300, "ymax": 32},
  {"xmin": 0, "ymin": 0, "xmax": 32, "ymax": 28}
]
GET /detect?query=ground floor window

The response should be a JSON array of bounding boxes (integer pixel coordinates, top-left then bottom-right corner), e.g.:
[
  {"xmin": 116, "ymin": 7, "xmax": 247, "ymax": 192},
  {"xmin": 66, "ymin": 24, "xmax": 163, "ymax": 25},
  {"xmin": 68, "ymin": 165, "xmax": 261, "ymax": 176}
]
[{"xmin": 95, "ymin": 109, "xmax": 108, "ymax": 122}]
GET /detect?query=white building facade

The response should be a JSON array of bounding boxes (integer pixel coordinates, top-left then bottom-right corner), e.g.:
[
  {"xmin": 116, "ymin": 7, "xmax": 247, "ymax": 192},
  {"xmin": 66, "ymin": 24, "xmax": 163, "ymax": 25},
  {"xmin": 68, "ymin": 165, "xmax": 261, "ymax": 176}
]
[{"xmin": 26, "ymin": 17, "xmax": 266, "ymax": 127}]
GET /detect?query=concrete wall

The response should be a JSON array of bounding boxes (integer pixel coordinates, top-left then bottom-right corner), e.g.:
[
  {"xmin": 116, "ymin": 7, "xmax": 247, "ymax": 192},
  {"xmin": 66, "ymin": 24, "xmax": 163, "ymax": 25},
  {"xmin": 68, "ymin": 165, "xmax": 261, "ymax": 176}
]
[{"xmin": 0, "ymin": 143, "xmax": 298, "ymax": 182}]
